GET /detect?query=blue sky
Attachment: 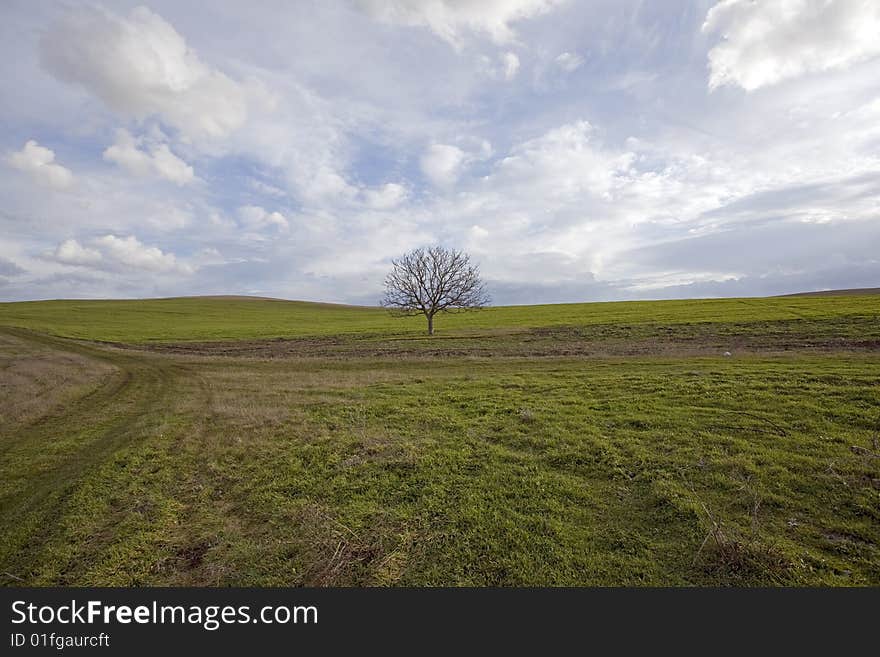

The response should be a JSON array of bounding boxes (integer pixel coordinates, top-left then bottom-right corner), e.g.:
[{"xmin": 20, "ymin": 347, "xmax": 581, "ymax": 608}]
[{"xmin": 2, "ymin": 0, "xmax": 879, "ymax": 304}]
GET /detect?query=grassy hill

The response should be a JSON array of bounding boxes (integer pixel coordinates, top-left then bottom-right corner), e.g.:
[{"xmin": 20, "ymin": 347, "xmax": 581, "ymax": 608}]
[
  {"xmin": 781, "ymin": 287, "xmax": 880, "ymax": 297},
  {"xmin": 0, "ymin": 293, "xmax": 877, "ymax": 342}
]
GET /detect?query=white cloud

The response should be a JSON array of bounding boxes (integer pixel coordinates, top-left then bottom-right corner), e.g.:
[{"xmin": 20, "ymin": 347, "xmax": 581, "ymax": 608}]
[
  {"xmin": 362, "ymin": 182, "xmax": 408, "ymax": 209},
  {"xmin": 501, "ymin": 52, "xmax": 520, "ymax": 79},
  {"xmin": 419, "ymin": 138, "xmax": 491, "ymax": 187},
  {"xmin": 53, "ymin": 239, "xmax": 102, "ymax": 266},
  {"xmin": 48, "ymin": 235, "xmax": 189, "ymax": 274},
  {"xmin": 40, "ymin": 6, "xmax": 251, "ymax": 140},
  {"xmin": 147, "ymin": 146, "xmax": 193, "ymax": 184},
  {"xmin": 302, "ymin": 166, "xmax": 357, "ymax": 202},
  {"xmin": 493, "ymin": 121, "xmax": 635, "ymax": 201},
  {"xmin": 7, "ymin": 140, "xmax": 74, "ymax": 189},
  {"xmin": 217, "ymin": 75, "xmax": 362, "ymax": 207},
  {"xmin": 238, "ymin": 205, "xmax": 289, "ymax": 231},
  {"xmin": 4, "ymin": 1, "xmax": 880, "ymax": 303},
  {"xmin": 703, "ymin": 0, "xmax": 880, "ymax": 91},
  {"xmin": 420, "ymin": 143, "xmax": 467, "ymax": 187},
  {"xmin": 555, "ymin": 51, "xmax": 583, "ymax": 72},
  {"xmin": 354, "ymin": 0, "xmax": 566, "ymax": 46},
  {"xmin": 94, "ymin": 234, "xmax": 188, "ymax": 273},
  {"xmin": 103, "ymin": 129, "xmax": 194, "ymax": 185}
]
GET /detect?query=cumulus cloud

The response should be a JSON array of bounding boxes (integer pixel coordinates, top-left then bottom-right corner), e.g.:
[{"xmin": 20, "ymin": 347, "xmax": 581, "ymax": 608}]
[
  {"xmin": 40, "ymin": 5, "xmax": 251, "ymax": 139},
  {"xmin": 493, "ymin": 121, "xmax": 635, "ymax": 201},
  {"xmin": 420, "ymin": 144, "xmax": 467, "ymax": 187},
  {"xmin": 95, "ymin": 235, "xmax": 190, "ymax": 273},
  {"xmin": 301, "ymin": 166, "xmax": 357, "ymax": 202},
  {"xmin": 53, "ymin": 239, "xmax": 102, "ymax": 266},
  {"xmin": 703, "ymin": 0, "xmax": 880, "ymax": 91},
  {"xmin": 362, "ymin": 183, "xmax": 408, "ymax": 209},
  {"xmin": 7, "ymin": 140, "xmax": 74, "ymax": 189},
  {"xmin": 96, "ymin": 234, "xmax": 188, "ymax": 272},
  {"xmin": 555, "ymin": 51, "xmax": 583, "ymax": 72},
  {"xmin": 103, "ymin": 129, "xmax": 194, "ymax": 185},
  {"xmin": 354, "ymin": 0, "xmax": 566, "ymax": 46},
  {"xmin": 238, "ymin": 205, "xmax": 289, "ymax": 232},
  {"xmin": 49, "ymin": 235, "xmax": 189, "ymax": 274},
  {"xmin": 420, "ymin": 139, "xmax": 492, "ymax": 187}
]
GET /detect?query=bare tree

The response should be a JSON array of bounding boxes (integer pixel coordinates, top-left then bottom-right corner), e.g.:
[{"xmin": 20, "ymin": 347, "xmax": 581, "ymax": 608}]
[{"xmin": 382, "ymin": 246, "xmax": 490, "ymax": 335}]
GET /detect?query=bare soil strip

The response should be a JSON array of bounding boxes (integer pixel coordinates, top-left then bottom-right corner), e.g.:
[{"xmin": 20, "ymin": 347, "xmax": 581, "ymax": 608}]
[{"xmin": 115, "ymin": 319, "xmax": 880, "ymax": 360}]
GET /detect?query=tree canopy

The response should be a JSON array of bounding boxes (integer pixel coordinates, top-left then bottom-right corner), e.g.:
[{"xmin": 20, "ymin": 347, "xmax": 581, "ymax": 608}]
[{"xmin": 381, "ymin": 246, "xmax": 489, "ymax": 335}]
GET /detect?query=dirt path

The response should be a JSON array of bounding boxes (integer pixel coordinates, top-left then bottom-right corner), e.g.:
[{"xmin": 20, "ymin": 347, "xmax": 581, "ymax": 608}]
[{"xmin": 0, "ymin": 328, "xmax": 183, "ymax": 582}]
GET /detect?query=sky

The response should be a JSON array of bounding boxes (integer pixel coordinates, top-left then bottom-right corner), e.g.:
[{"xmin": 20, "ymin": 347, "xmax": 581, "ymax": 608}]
[{"xmin": 1, "ymin": 0, "xmax": 879, "ymax": 305}]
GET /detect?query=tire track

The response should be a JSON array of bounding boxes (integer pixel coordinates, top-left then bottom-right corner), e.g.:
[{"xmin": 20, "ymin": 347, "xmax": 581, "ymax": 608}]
[{"xmin": 0, "ymin": 328, "xmax": 184, "ymax": 582}]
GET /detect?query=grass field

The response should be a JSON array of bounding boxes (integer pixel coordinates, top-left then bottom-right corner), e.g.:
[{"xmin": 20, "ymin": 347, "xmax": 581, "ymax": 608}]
[
  {"xmin": 1, "ymin": 293, "xmax": 877, "ymax": 342},
  {"xmin": 1, "ymin": 294, "xmax": 878, "ymax": 585}
]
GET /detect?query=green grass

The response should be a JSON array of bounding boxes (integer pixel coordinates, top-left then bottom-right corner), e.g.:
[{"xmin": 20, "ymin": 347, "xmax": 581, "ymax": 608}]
[
  {"xmin": 1, "ymin": 294, "xmax": 878, "ymax": 586},
  {"xmin": 0, "ymin": 294, "xmax": 877, "ymax": 342}
]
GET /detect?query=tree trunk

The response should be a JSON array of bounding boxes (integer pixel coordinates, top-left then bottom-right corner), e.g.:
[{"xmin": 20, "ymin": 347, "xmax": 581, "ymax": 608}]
[{"xmin": 427, "ymin": 313, "xmax": 434, "ymax": 336}]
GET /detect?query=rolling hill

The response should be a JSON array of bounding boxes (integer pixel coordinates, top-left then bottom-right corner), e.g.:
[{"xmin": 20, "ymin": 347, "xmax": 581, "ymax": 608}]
[{"xmin": 0, "ymin": 292, "xmax": 877, "ymax": 343}]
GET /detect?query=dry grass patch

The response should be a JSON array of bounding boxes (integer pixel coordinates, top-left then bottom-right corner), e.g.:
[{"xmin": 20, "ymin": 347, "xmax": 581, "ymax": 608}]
[
  {"xmin": 0, "ymin": 332, "xmax": 115, "ymax": 431},
  {"xmin": 292, "ymin": 503, "xmax": 419, "ymax": 586}
]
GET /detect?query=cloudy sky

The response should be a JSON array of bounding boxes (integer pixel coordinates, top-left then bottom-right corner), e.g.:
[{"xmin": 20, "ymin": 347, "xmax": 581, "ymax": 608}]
[{"xmin": 1, "ymin": 0, "xmax": 879, "ymax": 304}]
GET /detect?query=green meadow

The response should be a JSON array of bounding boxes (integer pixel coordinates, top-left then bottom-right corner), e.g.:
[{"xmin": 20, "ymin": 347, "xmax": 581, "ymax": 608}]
[
  {"xmin": 0, "ymin": 293, "xmax": 876, "ymax": 342},
  {"xmin": 0, "ymin": 294, "xmax": 878, "ymax": 585}
]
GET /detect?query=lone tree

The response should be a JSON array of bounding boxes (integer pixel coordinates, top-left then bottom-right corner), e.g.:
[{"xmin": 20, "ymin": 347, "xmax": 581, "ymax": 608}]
[{"xmin": 382, "ymin": 246, "xmax": 490, "ymax": 335}]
